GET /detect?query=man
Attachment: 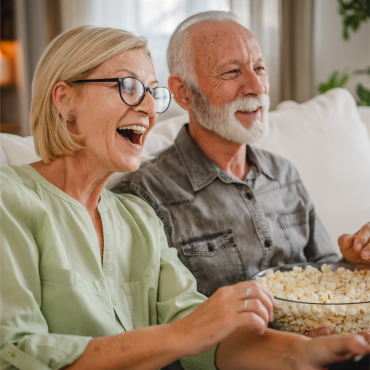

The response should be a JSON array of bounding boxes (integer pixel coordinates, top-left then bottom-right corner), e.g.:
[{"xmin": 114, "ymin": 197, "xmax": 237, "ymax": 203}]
[{"xmin": 113, "ymin": 11, "xmax": 370, "ymax": 299}]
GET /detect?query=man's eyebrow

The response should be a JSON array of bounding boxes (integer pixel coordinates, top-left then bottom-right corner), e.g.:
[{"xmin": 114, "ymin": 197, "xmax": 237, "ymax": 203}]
[
  {"xmin": 255, "ymin": 57, "xmax": 266, "ymax": 64},
  {"xmin": 113, "ymin": 69, "xmax": 158, "ymax": 85}
]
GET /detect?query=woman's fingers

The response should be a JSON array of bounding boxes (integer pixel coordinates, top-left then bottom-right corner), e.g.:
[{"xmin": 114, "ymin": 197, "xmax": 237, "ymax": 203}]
[
  {"xmin": 239, "ymin": 312, "xmax": 267, "ymax": 335},
  {"xmin": 239, "ymin": 298, "xmax": 270, "ymax": 325},
  {"xmin": 234, "ymin": 282, "xmax": 277, "ymax": 322}
]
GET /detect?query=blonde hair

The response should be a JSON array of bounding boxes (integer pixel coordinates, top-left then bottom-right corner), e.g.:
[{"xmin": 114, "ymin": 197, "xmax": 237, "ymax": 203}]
[{"xmin": 31, "ymin": 26, "xmax": 150, "ymax": 164}]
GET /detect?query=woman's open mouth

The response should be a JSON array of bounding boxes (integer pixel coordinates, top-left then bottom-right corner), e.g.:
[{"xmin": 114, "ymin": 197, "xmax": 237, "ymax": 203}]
[{"xmin": 116, "ymin": 125, "xmax": 147, "ymax": 146}]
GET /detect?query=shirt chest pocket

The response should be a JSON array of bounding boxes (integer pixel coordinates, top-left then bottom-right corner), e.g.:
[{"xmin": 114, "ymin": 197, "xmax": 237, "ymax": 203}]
[
  {"xmin": 180, "ymin": 229, "xmax": 247, "ymax": 297},
  {"xmin": 278, "ymin": 211, "xmax": 310, "ymax": 262},
  {"xmin": 40, "ymin": 265, "xmax": 110, "ymax": 336}
]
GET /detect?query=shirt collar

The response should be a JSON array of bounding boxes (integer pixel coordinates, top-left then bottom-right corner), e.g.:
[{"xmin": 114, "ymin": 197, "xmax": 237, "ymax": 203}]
[
  {"xmin": 247, "ymin": 146, "xmax": 275, "ymax": 181},
  {"xmin": 174, "ymin": 125, "xmax": 274, "ymax": 191},
  {"xmin": 174, "ymin": 125, "xmax": 220, "ymax": 191}
]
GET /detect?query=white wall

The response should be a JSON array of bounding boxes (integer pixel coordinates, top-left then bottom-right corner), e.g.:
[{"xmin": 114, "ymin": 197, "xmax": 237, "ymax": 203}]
[{"xmin": 314, "ymin": 0, "xmax": 370, "ymax": 100}]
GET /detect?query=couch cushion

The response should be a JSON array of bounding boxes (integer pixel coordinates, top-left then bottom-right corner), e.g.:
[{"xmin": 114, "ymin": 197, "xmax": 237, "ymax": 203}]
[
  {"xmin": 358, "ymin": 106, "xmax": 370, "ymax": 141},
  {"xmin": 0, "ymin": 134, "xmax": 40, "ymax": 165},
  {"xmin": 254, "ymin": 88, "xmax": 370, "ymax": 251},
  {"xmin": 0, "ymin": 144, "xmax": 7, "ymax": 165}
]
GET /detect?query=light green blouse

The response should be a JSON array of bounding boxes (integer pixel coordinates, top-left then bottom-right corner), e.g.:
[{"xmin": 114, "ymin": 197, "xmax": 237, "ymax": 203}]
[{"xmin": 0, "ymin": 164, "xmax": 216, "ymax": 370}]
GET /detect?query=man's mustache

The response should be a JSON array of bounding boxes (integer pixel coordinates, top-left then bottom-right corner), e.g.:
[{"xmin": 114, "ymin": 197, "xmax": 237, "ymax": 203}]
[{"xmin": 228, "ymin": 94, "xmax": 270, "ymax": 112}]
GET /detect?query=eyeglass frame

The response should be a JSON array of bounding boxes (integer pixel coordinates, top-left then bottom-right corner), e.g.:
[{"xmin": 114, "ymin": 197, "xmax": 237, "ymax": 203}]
[{"xmin": 72, "ymin": 77, "xmax": 173, "ymax": 114}]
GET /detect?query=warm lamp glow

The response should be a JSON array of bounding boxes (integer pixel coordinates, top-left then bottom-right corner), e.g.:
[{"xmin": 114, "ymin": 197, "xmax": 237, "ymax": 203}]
[{"xmin": 0, "ymin": 41, "xmax": 18, "ymax": 86}]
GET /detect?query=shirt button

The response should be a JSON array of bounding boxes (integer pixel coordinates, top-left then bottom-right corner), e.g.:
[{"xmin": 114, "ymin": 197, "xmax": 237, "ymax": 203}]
[
  {"xmin": 264, "ymin": 240, "xmax": 272, "ymax": 248},
  {"xmin": 245, "ymin": 192, "xmax": 253, "ymax": 200},
  {"xmin": 207, "ymin": 243, "xmax": 215, "ymax": 252},
  {"xmin": 111, "ymin": 299, "xmax": 116, "ymax": 305},
  {"xmin": 6, "ymin": 350, "xmax": 13, "ymax": 356}
]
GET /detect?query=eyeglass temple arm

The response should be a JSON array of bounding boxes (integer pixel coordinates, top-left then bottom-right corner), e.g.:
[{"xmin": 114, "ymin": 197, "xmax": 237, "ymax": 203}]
[{"xmin": 73, "ymin": 79, "xmax": 120, "ymax": 83}]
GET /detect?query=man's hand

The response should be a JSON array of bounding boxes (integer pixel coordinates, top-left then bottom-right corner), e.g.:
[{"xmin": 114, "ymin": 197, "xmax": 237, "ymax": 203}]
[{"xmin": 338, "ymin": 223, "xmax": 370, "ymax": 265}]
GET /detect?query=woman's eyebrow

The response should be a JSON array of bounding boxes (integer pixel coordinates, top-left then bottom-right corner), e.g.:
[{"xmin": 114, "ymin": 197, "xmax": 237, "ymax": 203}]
[
  {"xmin": 113, "ymin": 69, "xmax": 158, "ymax": 85},
  {"xmin": 113, "ymin": 68, "xmax": 136, "ymax": 76}
]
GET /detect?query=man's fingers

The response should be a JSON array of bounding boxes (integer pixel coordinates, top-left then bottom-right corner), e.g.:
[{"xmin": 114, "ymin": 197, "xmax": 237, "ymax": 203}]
[
  {"xmin": 353, "ymin": 223, "xmax": 370, "ymax": 255},
  {"xmin": 338, "ymin": 233, "xmax": 355, "ymax": 250},
  {"xmin": 308, "ymin": 334, "xmax": 370, "ymax": 367},
  {"xmin": 361, "ymin": 244, "xmax": 370, "ymax": 261},
  {"xmin": 359, "ymin": 332, "xmax": 370, "ymax": 342},
  {"xmin": 328, "ymin": 334, "xmax": 370, "ymax": 358},
  {"xmin": 306, "ymin": 326, "xmax": 330, "ymax": 338}
]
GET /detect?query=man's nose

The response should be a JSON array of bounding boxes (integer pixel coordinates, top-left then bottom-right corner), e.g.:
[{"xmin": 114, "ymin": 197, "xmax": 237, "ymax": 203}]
[{"xmin": 239, "ymin": 69, "xmax": 266, "ymax": 97}]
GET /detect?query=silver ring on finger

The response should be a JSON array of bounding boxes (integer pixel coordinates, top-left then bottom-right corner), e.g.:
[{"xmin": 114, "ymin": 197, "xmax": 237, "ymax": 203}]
[
  {"xmin": 246, "ymin": 287, "xmax": 252, "ymax": 299},
  {"xmin": 243, "ymin": 299, "xmax": 248, "ymax": 311}
]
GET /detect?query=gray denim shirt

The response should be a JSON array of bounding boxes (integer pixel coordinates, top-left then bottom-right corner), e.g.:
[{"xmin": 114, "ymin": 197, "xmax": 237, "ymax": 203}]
[{"xmin": 113, "ymin": 125, "xmax": 340, "ymax": 297}]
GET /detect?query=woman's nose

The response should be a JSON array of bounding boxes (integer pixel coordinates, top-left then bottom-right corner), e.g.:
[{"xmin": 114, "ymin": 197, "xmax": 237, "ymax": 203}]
[{"xmin": 133, "ymin": 90, "xmax": 157, "ymax": 116}]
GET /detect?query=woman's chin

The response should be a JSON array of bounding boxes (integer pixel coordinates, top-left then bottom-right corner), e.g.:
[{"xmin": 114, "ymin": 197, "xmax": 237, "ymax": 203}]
[{"xmin": 112, "ymin": 157, "xmax": 141, "ymax": 174}]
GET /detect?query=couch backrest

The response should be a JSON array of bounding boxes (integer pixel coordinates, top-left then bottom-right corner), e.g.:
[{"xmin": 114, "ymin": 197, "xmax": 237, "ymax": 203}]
[{"xmin": 1, "ymin": 88, "xmax": 369, "ymax": 252}]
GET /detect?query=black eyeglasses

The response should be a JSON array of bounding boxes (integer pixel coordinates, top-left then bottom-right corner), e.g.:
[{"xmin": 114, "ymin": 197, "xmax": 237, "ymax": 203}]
[{"xmin": 72, "ymin": 77, "xmax": 172, "ymax": 114}]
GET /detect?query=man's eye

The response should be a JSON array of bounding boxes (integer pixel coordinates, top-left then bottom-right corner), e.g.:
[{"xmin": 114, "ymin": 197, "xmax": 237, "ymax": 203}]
[
  {"xmin": 255, "ymin": 67, "xmax": 265, "ymax": 71},
  {"xmin": 225, "ymin": 69, "xmax": 238, "ymax": 74}
]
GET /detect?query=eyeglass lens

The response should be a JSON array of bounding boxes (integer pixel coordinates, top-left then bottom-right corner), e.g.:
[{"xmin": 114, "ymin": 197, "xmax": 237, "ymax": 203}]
[{"xmin": 120, "ymin": 78, "xmax": 171, "ymax": 113}]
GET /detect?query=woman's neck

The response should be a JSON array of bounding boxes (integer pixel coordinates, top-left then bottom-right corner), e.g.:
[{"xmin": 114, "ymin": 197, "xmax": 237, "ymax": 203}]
[{"xmin": 30, "ymin": 154, "xmax": 113, "ymax": 212}]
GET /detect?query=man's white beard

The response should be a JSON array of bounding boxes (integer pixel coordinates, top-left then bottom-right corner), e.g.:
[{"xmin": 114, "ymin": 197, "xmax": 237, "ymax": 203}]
[{"xmin": 191, "ymin": 88, "xmax": 270, "ymax": 145}]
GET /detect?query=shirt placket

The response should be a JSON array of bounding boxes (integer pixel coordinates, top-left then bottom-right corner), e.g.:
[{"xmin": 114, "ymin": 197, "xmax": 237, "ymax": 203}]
[
  {"xmin": 235, "ymin": 182, "xmax": 274, "ymax": 270},
  {"xmin": 100, "ymin": 209, "xmax": 134, "ymax": 331}
]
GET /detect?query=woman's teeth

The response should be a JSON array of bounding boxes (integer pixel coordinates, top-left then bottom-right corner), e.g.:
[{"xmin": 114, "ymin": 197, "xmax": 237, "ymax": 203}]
[{"xmin": 117, "ymin": 125, "xmax": 147, "ymax": 134}]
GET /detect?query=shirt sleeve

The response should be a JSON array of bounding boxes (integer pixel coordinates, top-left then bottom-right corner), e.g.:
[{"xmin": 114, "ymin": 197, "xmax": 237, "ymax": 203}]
[
  {"xmin": 0, "ymin": 176, "xmax": 91, "ymax": 370},
  {"xmin": 157, "ymin": 228, "xmax": 217, "ymax": 370}
]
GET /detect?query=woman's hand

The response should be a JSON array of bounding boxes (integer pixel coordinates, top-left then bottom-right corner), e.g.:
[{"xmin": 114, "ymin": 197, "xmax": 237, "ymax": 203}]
[
  {"xmin": 171, "ymin": 281, "xmax": 278, "ymax": 357},
  {"xmin": 296, "ymin": 333, "xmax": 370, "ymax": 370}
]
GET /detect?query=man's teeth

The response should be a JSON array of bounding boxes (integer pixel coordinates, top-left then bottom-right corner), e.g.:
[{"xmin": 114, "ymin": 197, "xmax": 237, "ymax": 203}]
[
  {"xmin": 117, "ymin": 125, "xmax": 147, "ymax": 134},
  {"xmin": 239, "ymin": 107, "xmax": 260, "ymax": 112}
]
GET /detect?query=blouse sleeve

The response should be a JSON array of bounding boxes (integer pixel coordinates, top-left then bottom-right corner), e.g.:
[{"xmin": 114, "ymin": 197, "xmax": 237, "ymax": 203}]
[
  {"xmin": 0, "ymin": 175, "xmax": 91, "ymax": 370},
  {"xmin": 157, "ymin": 229, "xmax": 217, "ymax": 370}
]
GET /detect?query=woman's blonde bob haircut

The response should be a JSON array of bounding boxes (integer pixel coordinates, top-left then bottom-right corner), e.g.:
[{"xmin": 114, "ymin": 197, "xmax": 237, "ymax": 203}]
[{"xmin": 31, "ymin": 26, "xmax": 150, "ymax": 164}]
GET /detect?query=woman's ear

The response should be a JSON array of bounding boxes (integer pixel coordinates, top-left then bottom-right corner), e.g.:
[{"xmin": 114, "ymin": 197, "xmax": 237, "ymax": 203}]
[
  {"xmin": 168, "ymin": 74, "xmax": 193, "ymax": 111},
  {"xmin": 52, "ymin": 81, "xmax": 74, "ymax": 120}
]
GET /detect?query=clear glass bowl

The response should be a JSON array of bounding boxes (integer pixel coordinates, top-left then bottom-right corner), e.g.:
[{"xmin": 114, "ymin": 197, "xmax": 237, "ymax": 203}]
[{"xmin": 252, "ymin": 262, "xmax": 370, "ymax": 335}]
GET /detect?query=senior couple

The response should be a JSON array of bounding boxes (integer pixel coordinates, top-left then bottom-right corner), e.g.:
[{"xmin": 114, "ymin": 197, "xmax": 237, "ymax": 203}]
[{"xmin": 1, "ymin": 10, "xmax": 369, "ymax": 370}]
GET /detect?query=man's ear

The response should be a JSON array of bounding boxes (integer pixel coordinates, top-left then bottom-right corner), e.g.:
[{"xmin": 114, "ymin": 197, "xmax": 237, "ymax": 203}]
[
  {"xmin": 168, "ymin": 74, "xmax": 193, "ymax": 111},
  {"xmin": 52, "ymin": 81, "xmax": 74, "ymax": 119}
]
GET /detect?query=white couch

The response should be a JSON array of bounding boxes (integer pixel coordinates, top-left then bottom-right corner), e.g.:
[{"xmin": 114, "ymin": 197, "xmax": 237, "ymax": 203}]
[{"xmin": 1, "ymin": 88, "xmax": 369, "ymax": 253}]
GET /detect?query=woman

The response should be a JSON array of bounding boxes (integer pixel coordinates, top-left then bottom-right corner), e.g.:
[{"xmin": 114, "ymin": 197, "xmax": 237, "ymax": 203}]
[{"xmin": 0, "ymin": 26, "xmax": 368, "ymax": 370}]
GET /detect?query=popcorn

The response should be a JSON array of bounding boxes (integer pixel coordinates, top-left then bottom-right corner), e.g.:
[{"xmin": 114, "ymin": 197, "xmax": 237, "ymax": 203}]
[{"xmin": 255, "ymin": 264, "xmax": 370, "ymax": 335}]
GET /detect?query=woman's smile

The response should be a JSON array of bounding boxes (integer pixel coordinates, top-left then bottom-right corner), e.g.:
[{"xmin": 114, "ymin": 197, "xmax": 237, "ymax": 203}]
[{"xmin": 116, "ymin": 123, "xmax": 148, "ymax": 148}]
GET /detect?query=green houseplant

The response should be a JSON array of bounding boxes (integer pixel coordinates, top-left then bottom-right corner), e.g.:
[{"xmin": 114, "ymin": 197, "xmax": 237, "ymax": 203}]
[{"xmin": 318, "ymin": 0, "xmax": 370, "ymax": 106}]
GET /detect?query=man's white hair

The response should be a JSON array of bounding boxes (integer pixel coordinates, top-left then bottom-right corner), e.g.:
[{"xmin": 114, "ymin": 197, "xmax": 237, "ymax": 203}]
[{"xmin": 167, "ymin": 10, "xmax": 242, "ymax": 87}]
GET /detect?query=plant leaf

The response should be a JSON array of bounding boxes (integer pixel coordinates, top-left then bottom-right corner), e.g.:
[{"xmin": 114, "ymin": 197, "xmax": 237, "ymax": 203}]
[{"xmin": 357, "ymin": 84, "xmax": 370, "ymax": 106}]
